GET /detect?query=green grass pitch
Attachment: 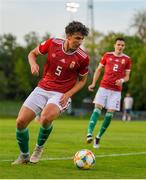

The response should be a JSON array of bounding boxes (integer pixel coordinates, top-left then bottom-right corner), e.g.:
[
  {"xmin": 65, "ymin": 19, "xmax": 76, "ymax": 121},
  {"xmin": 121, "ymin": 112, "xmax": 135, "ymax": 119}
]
[{"xmin": 0, "ymin": 116, "xmax": 146, "ymax": 179}]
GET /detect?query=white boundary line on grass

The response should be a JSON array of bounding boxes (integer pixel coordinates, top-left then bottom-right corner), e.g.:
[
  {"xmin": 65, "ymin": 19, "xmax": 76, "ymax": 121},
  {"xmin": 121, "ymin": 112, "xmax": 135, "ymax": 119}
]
[
  {"xmin": 1, "ymin": 151, "xmax": 146, "ymax": 162},
  {"xmin": 41, "ymin": 151, "xmax": 146, "ymax": 161}
]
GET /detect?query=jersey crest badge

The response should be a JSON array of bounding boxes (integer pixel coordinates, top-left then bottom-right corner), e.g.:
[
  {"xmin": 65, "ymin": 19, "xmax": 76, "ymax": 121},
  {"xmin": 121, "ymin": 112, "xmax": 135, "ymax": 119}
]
[{"xmin": 69, "ymin": 61, "xmax": 76, "ymax": 69}]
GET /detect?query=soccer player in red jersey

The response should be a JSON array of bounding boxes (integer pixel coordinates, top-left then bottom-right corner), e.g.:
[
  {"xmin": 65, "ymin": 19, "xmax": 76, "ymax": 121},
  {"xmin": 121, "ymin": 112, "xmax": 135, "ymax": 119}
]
[
  {"xmin": 87, "ymin": 37, "xmax": 132, "ymax": 148},
  {"xmin": 12, "ymin": 21, "xmax": 89, "ymax": 164}
]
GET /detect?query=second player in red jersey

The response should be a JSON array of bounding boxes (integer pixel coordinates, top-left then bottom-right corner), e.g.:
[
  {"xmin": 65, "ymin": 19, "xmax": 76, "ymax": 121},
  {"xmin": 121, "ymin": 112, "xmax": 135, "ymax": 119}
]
[
  {"xmin": 100, "ymin": 51, "xmax": 131, "ymax": 91},
  {"xmin": 87, "ymin": 37, "xmax": 132, "ymax": 148}
]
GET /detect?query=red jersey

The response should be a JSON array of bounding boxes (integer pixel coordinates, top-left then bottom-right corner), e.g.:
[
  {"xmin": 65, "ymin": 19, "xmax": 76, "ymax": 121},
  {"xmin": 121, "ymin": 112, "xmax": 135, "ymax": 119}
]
[
  {"xmin": 99, "ymin": 52, "xmax": 132, "ymax": 91},
  {"xmin": 37, "ymin": 38, "xmax": 89, "ymax": 93}
]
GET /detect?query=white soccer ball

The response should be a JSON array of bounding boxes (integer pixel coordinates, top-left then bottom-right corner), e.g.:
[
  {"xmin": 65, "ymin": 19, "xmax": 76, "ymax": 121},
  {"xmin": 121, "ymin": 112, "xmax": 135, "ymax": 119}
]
[{"xmin": 73, "ymin": 149, "xmax": 95, "ymax": 170}]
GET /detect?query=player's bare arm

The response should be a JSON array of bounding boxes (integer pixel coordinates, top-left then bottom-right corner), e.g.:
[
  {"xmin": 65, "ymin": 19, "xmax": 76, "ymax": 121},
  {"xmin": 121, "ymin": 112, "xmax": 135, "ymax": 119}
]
[
  {"xmin": 28, "ymin": 46, "xmax": 40, "ymax": 76},
  {"xmin": 88, "ymin": 64, "xmax": 103, "ymax": 92},
  {"xmin": 115, "ymin": 70, "xmax": 131, "ymax": 86},
  {"xmin": 59, "ymin": 74, "xmax": 87, "ymax": 107}
]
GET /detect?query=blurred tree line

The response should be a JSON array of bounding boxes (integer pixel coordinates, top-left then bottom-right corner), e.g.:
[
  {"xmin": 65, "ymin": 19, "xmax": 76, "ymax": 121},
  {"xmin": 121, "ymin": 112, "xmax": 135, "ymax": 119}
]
[{"xmin": 0, "ymin": 10, "xmax": 146, "ymax": 110}]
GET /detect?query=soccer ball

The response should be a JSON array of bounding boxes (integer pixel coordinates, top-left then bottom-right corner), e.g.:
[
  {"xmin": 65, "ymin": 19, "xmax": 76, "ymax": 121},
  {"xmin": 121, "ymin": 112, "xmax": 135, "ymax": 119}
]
[{"xmin": 73, "ymin": 149, "xmax": 95, "ymax": 170}]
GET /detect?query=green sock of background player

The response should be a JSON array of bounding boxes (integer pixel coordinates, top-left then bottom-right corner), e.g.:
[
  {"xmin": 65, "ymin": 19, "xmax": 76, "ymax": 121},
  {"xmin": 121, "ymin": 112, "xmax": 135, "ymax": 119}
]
[
  {"xmin": 87, "ymin": 108, "xmax": 101, "ymax": 135},
  {"xmin": 96, "ymin": 112, "xmax": 113, "ymax": 138}
]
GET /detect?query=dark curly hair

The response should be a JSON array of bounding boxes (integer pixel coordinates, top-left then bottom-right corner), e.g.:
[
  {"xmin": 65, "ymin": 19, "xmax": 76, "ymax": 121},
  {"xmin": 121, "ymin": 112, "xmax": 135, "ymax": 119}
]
[
  {"xmin": 65, "ymin": 21, "xmax": 89, "ymax": 36},
  {"xmin": 115, "ymin": 37, "xmax": 125, "ymax": 42}
]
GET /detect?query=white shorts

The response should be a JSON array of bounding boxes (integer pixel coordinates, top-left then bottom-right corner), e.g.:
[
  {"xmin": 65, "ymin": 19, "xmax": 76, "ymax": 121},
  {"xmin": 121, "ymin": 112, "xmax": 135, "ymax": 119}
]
[
  {"xmin": 93, "ymin": 87, "xmax": 121, "ymax": 111},
  {"xmin": 23, "ymin": 87, "xmax": 71, "ymax": 115}
]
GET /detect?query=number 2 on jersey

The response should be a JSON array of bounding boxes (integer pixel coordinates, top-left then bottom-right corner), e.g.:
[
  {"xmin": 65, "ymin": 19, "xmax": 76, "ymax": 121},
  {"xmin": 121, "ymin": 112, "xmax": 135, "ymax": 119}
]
[{"xmin": 113, "ymin": 64, "xmax": 118, "ymax": 71}]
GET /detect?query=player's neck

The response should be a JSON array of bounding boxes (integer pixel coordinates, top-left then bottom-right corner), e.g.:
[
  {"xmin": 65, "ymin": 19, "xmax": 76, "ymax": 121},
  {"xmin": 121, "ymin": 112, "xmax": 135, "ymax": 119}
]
[
  {"xmin": 114, "ymin": 51, "xmax": 123, "ymax": 57},
  {"xmin": 63, "ymin": 40, "xmax": 76, "ymax": 53}
]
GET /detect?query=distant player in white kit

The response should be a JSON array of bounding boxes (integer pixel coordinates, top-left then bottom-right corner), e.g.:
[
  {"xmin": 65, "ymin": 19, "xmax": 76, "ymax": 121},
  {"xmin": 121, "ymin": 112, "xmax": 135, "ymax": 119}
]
[
  {"xmin": 87, "ymin": 37, "xmax": 132, "ymax": 148},
  {"xmin": 122, "ymin": 93, "xmax": 134, "ymax": 121}
]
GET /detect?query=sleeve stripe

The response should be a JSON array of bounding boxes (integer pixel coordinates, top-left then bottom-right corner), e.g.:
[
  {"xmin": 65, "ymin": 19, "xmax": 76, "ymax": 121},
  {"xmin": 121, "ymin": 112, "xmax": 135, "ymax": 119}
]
[
  {"xmin": 53, "ymin": 38, "xmax": 64, "ymax": 44},
  {"xmin": 77, "ymin": 49, "xmax": 87, "ymax": 59},
  {"xmin": 79, "ymin": 71, "xmax": 88, "ymax": 76}
]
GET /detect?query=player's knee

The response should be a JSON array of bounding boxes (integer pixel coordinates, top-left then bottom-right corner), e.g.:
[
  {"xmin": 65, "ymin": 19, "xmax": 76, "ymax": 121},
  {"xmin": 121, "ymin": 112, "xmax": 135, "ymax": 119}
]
[
  {"xmin": 106, "ymin": 111, "xmax": 114, "ymax": 118},
  {"xmin": 39, "ymin": 114, "xmax": 53, "ymax": 126},
  {"xmin": 95, "ymin": 104, "xmax": 102, "ymax": 110},
  {"xmin": 16, "ymin": 116, "xmax": 27, "ymax": 129}
]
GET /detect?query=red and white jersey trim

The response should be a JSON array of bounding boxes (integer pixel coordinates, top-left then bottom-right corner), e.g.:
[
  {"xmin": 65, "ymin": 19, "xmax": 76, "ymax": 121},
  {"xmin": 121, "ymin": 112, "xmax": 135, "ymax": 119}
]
[
  {"xmin": 52, "ymin": 38, "xmax": 64, "ymax": 45},
  {"xmin": 106, "ymin": 52, "xmax": 130, "ymax": 58},
  {"xmin": 77, "ymin": 48, "xmax": 88, "ymax": 59},
  {"xmin": 106, "ymin": 52, "xmax": 113, "ymax": 55},
  {"xmin": 79, "ymin": 71, "xmax": 88, "ymax": 76},
  {"xmin": 122, "ymin": 53, "xmax": 130, "ymax": 58}
]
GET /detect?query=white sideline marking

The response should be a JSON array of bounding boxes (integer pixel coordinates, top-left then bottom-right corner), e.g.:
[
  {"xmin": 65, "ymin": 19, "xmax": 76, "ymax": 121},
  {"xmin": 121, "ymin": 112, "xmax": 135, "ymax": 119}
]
[{"xmin": 1, "ymin": 151, "xmax": 146, "ymax": 162}]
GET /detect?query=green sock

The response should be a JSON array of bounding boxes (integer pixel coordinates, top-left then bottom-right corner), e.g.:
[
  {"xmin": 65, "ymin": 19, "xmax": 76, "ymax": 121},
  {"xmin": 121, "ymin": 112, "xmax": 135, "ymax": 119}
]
[
  {"xmin": 87, "ymin": 108, "xmax": 101, "ymax": 135},
  {"xmin": 16, "ymin": 128, "xmax": 29, "ymax": 154},
  {"xmin": 96, "ymin": 112, "xmax": 114, "ymax": 138},
  {"xmin": 37, "ymin": 124, "xmax": 53, "ymax": 147}
]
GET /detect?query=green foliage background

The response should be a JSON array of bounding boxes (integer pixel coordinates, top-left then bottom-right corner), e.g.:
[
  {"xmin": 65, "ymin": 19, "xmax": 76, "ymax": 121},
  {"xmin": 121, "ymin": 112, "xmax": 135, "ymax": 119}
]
[{"xmin": 0, "ymin": 10, "xmax": 146, "ymax": 110}]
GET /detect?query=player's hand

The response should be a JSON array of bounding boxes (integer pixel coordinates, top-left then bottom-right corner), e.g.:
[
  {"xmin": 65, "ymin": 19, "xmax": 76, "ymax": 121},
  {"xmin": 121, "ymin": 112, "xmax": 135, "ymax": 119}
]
[
  {"xmin": 31, "ymin": 63, "xmax": 39, "ymax": 76},
  {"xmin": 88, "ymin": 84, "xmax": 95, "ymax": 92},
  {"xmin": 115, "ymin": 79, "xmax": 123, "ymax": 86},
  {"xmin": 59, "ymin": 93, "xmax": 70, "ymax": 107}
]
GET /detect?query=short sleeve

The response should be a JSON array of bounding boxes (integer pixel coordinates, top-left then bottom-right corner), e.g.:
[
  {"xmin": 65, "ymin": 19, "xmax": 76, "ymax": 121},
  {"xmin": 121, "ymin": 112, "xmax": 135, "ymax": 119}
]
[
  {"xmin": 38, "ymin": 38, "xmax": 52, "ymax": 55},
  {"xmin": 79, "ymin": 56, "xmax": 89, "ymax": 76},
  {"xmin": 100, "ymin": 53, "xmax": 107, "ymax": 66},
  {"xmin": 125, "ymin": 57, "xmax": 132, "ymax": 71}
]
